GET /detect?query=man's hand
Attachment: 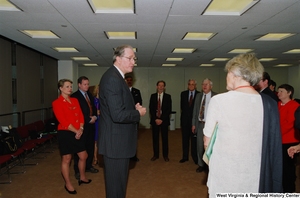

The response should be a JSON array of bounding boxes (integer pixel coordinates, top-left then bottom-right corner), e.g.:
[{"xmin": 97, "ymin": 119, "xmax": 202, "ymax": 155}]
[{"xmin": 136, "ymin": 103, "xmax": 146, "ymax": 116}]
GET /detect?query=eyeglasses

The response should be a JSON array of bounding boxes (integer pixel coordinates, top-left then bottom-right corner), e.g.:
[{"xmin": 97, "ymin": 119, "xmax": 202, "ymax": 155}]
[{"xmin": 122, "ymin": 56, "xmax": 137, "ymax": 63}]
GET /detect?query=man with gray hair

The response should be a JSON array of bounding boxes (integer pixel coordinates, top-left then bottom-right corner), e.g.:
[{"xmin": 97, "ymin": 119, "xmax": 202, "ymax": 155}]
[
  {"xmin": 179, "ymin": 79, "xmax": 199, "ymax": 164},
  {"xmin": 192, "ymin": 78, "xmax": 217, "ymax": 172}
]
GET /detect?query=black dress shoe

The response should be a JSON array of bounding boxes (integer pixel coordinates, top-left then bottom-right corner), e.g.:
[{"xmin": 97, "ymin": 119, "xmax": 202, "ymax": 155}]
[
  {"xmin": 86, "ymin": 167, "xmax": 99, "ymax": 173},
  {"xmin": 179, "ymin": 159, "xmax": 188, "ymax": 163},
  {"xmin": 65, "ymin": 186, "xmax": 77, "ymax": 194},
  {"xmin": 196, "ymin": 166, "xmax": 204, "ymax": 173},
  {"xmin": 78, "ymin": 179, "xmax": 92, "ymax": 186},
  {"xmin": 151, "ymin": 156, "xmax": 158, "ymax": 161},
  {"xmin": 130, "ymin": 157, "xmax": 140, "ymax": 162},
  {"xmin": 164, "ymin": 157, "xmax": 169, "ymax": 162}
]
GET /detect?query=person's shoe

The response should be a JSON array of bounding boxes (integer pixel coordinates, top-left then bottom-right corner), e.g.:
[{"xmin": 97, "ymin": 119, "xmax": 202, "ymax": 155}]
[
  {"xmin": 151, "ymin": 156, "xmax": 158, "ymax": 161},
  {"xmin": 78, "ymin": 179, "xmax": 92, "ymax": 186},
  {"xmin": 86, "ymin": 167, "xmax": 99, "ymax": 173},
  {"xmin": 65, "ymin": 186, "xmax": 77, "ymax": 194},
  {"xmin": 75, "ymin": 173, "xmax": 80, "ymax": 180},
  {"xmin": 196, "ymin": 166, "xmax": 205, "ymax": 173},
  {"xmin": 179, "ymin": 159, "xmax": 188, "ymax": 163},
  {"xmin": 164, "ymin": 157, "xmax": 169, "ymax": 162},
  {"xmin": 130, "ymin": 157, "xmax": 140, "ymax": 162}
]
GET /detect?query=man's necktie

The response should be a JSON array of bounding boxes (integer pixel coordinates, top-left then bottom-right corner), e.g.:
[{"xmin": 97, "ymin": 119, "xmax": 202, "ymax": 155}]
[
  {"xmin": 85, "ymin": 93, "xmax": 93, "ymax": 116},
  {"xmin": 156, "ymin": 94, "xmax": 161, "ymax": 118},
  {"xmin": 199, "ymin": 94, "xmax": 206, "ymax": 120},
  {"xmin": 189, "ymin": 92, "xmax": 193, "ymax": 107}
]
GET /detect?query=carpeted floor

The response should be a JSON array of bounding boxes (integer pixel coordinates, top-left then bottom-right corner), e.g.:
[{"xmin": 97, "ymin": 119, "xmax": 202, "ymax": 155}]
[
  {"xmin": 0, "ymin": 129, "xmax": 208, "ymax": 198},
  {"xmin": 0, "ymin": 129, "xmax": 299, "ymax": 198}
]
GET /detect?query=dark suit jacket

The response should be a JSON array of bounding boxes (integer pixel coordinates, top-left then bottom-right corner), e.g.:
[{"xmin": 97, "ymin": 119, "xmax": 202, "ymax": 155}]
[
  {"xmin": 259, "ymin": 93, "xmax": 282, "ymax": 193},
  {"xmin": 149, "ymin": 92, "xmax": 172, "ymax": 126},
  {"xmin": 99, "ymin": 66, "xmax": 140, "ymax": 158},
  {"xmin": 180, "ymin": 90, "xmax": 199, "ymax": 127},
  {"xmin": 262, "ymin": 87, "xmax": 278, "ymax": 102},
  {"xmin": 131, "ymin": 87, "xmax": 142, "ymax": 105},
  {"xmin": 71, "ymin": 90, "xmax": 97, "ymax": 125}
]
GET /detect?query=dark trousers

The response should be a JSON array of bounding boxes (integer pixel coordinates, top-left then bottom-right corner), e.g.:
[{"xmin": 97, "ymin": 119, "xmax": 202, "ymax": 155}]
[
  {"xmin": 103, "ymin": 155, "xmax": 130, "ymax": 198},
  {"xmin": 282, "ymin": 143, "xmax": 298, "ymax": 192},
  {"xmin": 74, "ymin": 124, "xmax": 95, "ymax": 173},
  {"xmin": 151, "ymin": 124, "xmax": 169, "ymax": 158},
  {"xmin": 181, "ymin": 124, "xmax": 197, "ymax": 163}
]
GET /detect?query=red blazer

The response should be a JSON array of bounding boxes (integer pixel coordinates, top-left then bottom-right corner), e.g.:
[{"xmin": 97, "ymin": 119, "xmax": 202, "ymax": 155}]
[
  {"xmin": 278, "ymin": 100, "xmax": 300, "ymax": 144},
  {"xmin": 52, "ymin": 95, "xmax": 84, "ymax": 130}
]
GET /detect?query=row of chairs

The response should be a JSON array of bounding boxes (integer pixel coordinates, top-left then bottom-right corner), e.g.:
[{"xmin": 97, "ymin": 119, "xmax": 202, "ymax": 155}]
[{"xmin": 0, "ymin": 119, "xmax": 57, "ymax": 184}]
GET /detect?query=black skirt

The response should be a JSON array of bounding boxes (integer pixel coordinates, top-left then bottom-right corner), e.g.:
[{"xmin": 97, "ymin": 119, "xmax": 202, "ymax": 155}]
[{"xmin": 57, "ymin": 130, "xmax": 86, "ymax": 155}]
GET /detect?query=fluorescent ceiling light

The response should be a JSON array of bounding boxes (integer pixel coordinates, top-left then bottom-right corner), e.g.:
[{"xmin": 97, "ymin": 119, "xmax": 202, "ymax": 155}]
[
  {"xmin": 88, "ymin": 0, "xmax": 134, "ymax": 13},
  {"xmin": 258, "ymin": 58, "xmax": 277, "ymax": 62},
  {"xmin": 172, "ymin": 48, "xmax": 196, "ymax": 53},
  {"xmin": 211, "ymin": 58, "xmax": 230, "ymax": 61},
  {"xmin": 53, "ymin": 47, "xmax": 79, "ymax": 52},
  {"xmin": 183, "ymin": 32, "xmax": 216, "ymax": 40},
  {"xmin": 166, "ymin": 58, "xmax": 184, "ymax": 61},
  {"xmin": 71, "ymin": 57, "xmax": 90, "ymax": 61},
  {"xmin": 162, "ymin": 64, "xmax": 176, "ymax": 67},
  {"xmin": 105, "ymin": 31, "xmax": 136, "ymax": 39},
  {"xmin": 200, "ymin": 64, "xmax": 215, "ymax": 67},
  {"xmin": 0, "ymin": 0, "xmax": 21, "ymax": 11},
  {"xmin": 283, "ymin": 49, "xmax": 300, "ymax": 54},
  {"xmin": 275, "ymin": 64, "xmax": 292, "ymax": 67},
  {"xmin": 256, "ymin": 33, "xmax": 295, "ymax": 41},
  {"xmin": 20, "ymin": 30, "xmax": 59, "ymax": 39},
  {"xmin": 83, "ymin": 63, "xmax": 98, "ymax": 66},
  {"xmin": 228, "ymin": 49, "xmax": 253, "ymax": 53},
  {"xmin": 203, "ymin": 0, "xmax": 259, "ymax": 16}
]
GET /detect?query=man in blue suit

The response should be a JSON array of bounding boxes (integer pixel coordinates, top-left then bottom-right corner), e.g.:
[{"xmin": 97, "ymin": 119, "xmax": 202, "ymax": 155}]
[{"xmin": 98, "ymin": 45, "xmax": 146, "ymax": 198}]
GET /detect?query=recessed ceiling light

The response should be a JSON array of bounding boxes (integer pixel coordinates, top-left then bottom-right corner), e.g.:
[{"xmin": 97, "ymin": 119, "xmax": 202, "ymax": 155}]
[
  {"xmin": 166, "ymin": 58, "xmax": 184, "ymax": 61},
  {"xmin": 53, "ymin": 47, "xmax": 79, "ymax": 52},
  {"xmin": 0, "ymin": 0, "xmax": 21, "ymax": 11},
  {"xmin": 258, "ymin": 58, "xmax": 277, "ymax": 62},
  {"xmin": 203, "ymin": 0, "xmax": 259, "ymax": 16},
  {"xmin": 211, "ymin": 58, "xmax": 230, "ymax": 61},
  {"xmin": 105, "ymin": 31, "xmax": 136, "ymax": 39},
  {"xmin": 256, "ymin": 33, "xmax": 295, "ymax": 41},
  {"xmin": 162, "ymin": 64, "xmax": 176, "ymax": 67},
  {"xmin": 83, "ymin": 63, "xmax": 98, "ymax": 66},
  {"xmin": 200, "ymin": 64, "xmax": 215, "ymax": 67},
  {"xmin": 172, "ymin": 48, "xmax": 196, "ymax": 53},
  {"xmin": 283, "ymin": 49, "xmax": 300, "ymax": 54},
  {"xmin": 275, "ymin": 64, "xmax": 292, "ymax": 67},
  {"xmin": 20, "ymin": 30, "xmax": 59, "ymax": 39},
  {"xmin": 183, "ymin": 32, "xmax": 216, "ymax": 41},
  {"xmin": 88, "ymin": 0, "xmax": 134, "ymax": 13},
  {"xmin": 71, "ymin": 57, "xmax": 90, "ymax": 61},
  {"xmin": 228, "ymin": 49, "xmax": 253, "ymax": 53}
]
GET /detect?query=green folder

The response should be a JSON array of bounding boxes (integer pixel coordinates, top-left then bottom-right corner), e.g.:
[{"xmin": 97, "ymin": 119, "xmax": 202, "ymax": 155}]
[{"xmin": 203, "ymin": 122, "xmax": 218, "ymax": 165}]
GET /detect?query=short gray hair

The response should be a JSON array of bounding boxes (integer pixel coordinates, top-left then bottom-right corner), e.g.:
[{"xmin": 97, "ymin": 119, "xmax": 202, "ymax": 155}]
[{"xmin": 225, "ymin": 53, "xmax": 264, "ymax": 86}]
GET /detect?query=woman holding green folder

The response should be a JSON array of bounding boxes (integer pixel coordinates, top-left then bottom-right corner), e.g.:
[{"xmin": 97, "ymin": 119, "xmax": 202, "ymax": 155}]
[{"xmin": 203, "ymin": 53, "xmax": 282, "ymax": 197}]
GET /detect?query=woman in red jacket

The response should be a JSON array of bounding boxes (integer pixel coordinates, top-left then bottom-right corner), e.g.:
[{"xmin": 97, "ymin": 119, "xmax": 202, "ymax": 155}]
[
  {"xmin": 278, "ymin": 84, "xmax": 300, "ymax": 192},
  {"xmin": 52, "ymin": 79, "xmax": 91, "ymax": 195}
]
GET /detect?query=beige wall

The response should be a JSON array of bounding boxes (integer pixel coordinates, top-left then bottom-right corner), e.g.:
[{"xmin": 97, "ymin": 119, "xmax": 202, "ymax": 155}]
[{"xmin": 78, "ymin": 65, "xmax": 300, "ymax": 129}]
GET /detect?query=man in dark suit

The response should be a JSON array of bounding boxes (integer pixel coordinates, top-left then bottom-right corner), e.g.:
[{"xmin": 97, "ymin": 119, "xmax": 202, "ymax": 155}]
[
  {"xmin": 99, "ymin": 45, "xmax": 146, "ymax": 198},
  {"xmin": 179, "ymin": 79, "xmax": 199, "ymax": 164},
  {"xmin": 192, "ymin": 78, "xmax": 217, "ymax": 172},
  {"xmin": 71, "ymin": 76, "xmax": 99, "ymax": 180},
  {"xmin": 149, "ymin": 80, "xmax": 172, "ymax": 162},
  {"xmin": 125, "ymin": 75, "xmax": 142, "ymax": 162},
  {"xmin": 257, "ymin": 72, "xmax": 279, "ymax": 102}
]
